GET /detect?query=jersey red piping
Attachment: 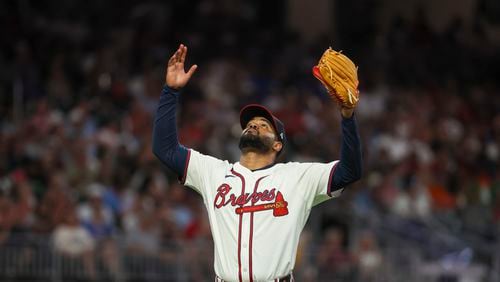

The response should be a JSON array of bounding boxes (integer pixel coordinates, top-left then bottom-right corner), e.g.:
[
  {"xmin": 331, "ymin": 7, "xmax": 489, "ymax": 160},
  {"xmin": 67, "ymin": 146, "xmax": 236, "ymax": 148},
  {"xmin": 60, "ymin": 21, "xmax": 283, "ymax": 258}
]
[
  {"xmin": 327, "ymin": 162, "xmax": 339, "ymax": 197},
  {"xmin": 231, "ymin": 168, "xmax": 245, "ymax": 282},
  {"xmin": 179, "ymin": 149, "xmax": 192, "ymax": 184}
]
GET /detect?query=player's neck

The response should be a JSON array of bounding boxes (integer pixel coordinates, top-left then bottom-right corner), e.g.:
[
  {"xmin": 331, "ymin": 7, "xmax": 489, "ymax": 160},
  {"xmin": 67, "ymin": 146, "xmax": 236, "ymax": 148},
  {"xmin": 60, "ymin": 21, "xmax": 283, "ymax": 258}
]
[{"xmin": 239, "ymin": 152, "xmax": 276, "ymax": 171}]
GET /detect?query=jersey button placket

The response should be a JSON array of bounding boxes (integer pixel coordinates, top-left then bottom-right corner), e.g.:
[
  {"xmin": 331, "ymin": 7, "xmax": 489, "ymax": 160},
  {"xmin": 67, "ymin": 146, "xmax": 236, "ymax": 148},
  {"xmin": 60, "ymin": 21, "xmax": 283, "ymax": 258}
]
[{"xmin": 240, "ymin": 214, "xmax": 251, "ymax": 281}]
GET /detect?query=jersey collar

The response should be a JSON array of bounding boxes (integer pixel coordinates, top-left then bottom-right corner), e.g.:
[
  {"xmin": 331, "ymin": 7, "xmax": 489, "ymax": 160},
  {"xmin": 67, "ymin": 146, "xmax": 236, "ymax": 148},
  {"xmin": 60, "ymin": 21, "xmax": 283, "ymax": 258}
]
[{"xmin": 234, "ymin": 162, "xmax": 278, "ymax": 174}]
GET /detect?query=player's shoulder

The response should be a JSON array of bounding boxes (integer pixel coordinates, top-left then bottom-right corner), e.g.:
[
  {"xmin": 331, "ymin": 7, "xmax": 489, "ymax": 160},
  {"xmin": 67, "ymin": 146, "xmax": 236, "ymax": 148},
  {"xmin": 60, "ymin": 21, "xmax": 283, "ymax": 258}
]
[
  {"xmin": 275, "ymin": 161, "xmax": 315, "ymax": 170},
  {"xmin": 189, "ymin": 149, "xmax": 233, "ymax": 167},
  {"xmin": 279, "ymin": 160, "xmax": 324, "ymax": 166},
  {"xmin": 277, "ymin": 160, "xmax": 338, "ymax": 170}
]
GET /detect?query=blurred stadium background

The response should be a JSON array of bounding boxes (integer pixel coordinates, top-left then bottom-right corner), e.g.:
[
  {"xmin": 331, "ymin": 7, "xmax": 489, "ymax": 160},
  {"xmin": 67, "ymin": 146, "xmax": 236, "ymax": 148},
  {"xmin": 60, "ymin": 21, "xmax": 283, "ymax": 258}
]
[{"xmin": 0, "ymin": 0, "xmax": 499, "ymax": 281}]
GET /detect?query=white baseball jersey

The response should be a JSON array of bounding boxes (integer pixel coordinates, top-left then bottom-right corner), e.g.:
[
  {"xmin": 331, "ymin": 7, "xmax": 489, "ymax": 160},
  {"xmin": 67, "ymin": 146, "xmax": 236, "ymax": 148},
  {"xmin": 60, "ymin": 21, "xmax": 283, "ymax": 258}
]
[{"xmin": 182, "ymin": 149, "xmax": 343, "ymax": 282}]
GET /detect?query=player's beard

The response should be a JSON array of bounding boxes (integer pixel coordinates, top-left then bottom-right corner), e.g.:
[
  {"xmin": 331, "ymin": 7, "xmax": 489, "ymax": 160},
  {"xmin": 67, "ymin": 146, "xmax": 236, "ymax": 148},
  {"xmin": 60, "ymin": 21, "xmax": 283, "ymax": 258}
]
[{"xmin": 238, "ymin": 132, "xmax": 274, "ymax": 154}]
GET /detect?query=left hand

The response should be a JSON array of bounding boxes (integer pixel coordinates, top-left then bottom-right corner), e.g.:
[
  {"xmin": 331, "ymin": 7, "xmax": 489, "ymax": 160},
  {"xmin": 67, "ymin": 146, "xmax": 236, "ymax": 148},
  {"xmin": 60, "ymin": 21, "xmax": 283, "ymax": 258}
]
[{"xmin": 165, "ymin": 44, "xmax": 198, "ymax": 90}]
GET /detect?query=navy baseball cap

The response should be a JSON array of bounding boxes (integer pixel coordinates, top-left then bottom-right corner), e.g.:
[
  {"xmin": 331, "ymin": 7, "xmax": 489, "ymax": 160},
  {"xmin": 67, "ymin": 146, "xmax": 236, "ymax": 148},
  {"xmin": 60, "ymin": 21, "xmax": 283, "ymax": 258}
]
[{"xmin": 239, "ymin": 104, "xmax": 287, "ymax": 153}]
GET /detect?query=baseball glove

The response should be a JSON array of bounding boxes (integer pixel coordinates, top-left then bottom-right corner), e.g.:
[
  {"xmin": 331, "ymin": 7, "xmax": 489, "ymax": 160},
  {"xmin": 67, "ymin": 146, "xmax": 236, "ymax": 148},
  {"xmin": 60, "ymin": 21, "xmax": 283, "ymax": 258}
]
[{"xmin": 312, "ymin": 47, "xmax": 360, "ymax": 109}]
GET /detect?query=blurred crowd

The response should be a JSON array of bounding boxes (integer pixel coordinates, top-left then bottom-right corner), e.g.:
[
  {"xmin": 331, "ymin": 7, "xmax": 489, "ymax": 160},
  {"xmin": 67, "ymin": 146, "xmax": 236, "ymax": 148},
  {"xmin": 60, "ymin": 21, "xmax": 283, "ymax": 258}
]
[{"xmin": 0, "ymin": 0, "xmax": 499, "ymax": 281}]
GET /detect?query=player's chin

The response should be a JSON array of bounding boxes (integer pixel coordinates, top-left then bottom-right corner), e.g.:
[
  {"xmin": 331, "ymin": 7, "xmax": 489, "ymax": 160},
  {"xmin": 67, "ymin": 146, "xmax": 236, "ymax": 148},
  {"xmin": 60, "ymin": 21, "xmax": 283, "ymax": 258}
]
[{"xmin": 238, "ymin": 135, "xmax": 272, "ymax": 153}]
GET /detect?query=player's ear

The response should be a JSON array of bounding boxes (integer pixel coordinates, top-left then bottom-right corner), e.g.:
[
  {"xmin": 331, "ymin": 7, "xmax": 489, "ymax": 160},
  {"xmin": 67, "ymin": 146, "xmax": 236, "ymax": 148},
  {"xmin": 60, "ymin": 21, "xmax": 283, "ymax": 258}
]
[{"xmin": 272, "ymin": 141, "xmax": 283, "ymax": 153}]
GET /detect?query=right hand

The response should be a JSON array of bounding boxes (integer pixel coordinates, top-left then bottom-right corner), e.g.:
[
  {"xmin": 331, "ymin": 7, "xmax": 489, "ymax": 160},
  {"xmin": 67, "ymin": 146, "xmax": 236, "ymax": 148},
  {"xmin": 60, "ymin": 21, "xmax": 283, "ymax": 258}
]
[{"xmin": 166, "ymin": 44, "xmax": 198, "ymax": 89}]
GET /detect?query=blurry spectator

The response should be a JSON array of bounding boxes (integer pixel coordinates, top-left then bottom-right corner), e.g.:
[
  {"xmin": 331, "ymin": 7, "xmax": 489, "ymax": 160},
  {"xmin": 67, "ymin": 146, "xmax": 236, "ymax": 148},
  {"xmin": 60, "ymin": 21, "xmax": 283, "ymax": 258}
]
[
  {"xmin": 157, "ymin": 208, "xmax": 183, "ymax": 281},
  {"xmin": 36, "ymin": 171, "xmax": 73, "ymax": 233},
  {"xmin": 78, "ymin": 183, "xmax": 124, "ymax": 280},
  {"xmin": 52, "ymin": 208, "xmax": 96, "ymax": 281},
  {"xmin": 78, "ymin": 183, "xmax": 115, "ymax": 241},
  {"xmin": 167, "ymin": 183, "xmax": 195, "ymax": 232},
  {"xmin": 124, "ymin": 207, "xmax": 159, "ymax": 255},
  {"xmin": 294, "ymin": 230, "xmax": 317, "ymax": 282},
  {"xmin": 492, "ymin": 165, "xmax": 500, "ymax": 220},
  {"xmin": 353, "ymin": 230, "xmax": 383, "ymax": 282},
  {"xmin": 390, "ymin": 166, "xmax": 432, "ymax": 220},
  {"xmin": 99, "ymin": 238, "xmax": 122, "ymax": 281},
  {"xmin": 0, "ymin": 191, "xmax": 14, "ymax": 246},
  {"xmin": 316, "ymin": 228, "xmax": 354, "ymax": 281},
  {"xmin": 0, "ymin": 169, "xmax": 35, "ymax": 243},
  {"xmin": 182, "ymin": 202, "xmax": 214, "ymax": 280},
  {"xmin": 123, "ymin": 179, "xmax": 161, "ymax": 254},
  {"xmin": 123, "ymin": 196, "xmax": 162, "ymax": 282},
  {"xmin": 0, "ymin": 172, "xmax": 39, "ymax": 281}
]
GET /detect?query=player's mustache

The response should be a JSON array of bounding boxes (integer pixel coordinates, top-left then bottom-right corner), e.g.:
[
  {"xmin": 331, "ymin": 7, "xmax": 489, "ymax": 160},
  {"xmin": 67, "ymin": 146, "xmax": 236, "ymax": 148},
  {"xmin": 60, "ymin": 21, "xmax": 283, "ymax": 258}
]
[{"xmin": 243, "ymin": 128, "xmax": 258, "ymax": 135}]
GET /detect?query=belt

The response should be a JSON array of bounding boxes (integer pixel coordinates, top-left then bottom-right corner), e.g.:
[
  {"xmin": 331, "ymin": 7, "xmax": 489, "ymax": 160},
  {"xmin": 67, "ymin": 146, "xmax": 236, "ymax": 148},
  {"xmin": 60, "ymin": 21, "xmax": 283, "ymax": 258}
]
[{"xmin": 215, "ymin": 273, "xmax": 293, "ymax": 282}]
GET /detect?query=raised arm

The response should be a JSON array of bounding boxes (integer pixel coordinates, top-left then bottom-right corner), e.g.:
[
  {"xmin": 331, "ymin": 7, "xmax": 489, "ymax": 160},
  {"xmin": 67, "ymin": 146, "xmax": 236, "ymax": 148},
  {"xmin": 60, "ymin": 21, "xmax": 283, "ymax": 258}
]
[
  {"xmin": 330, "ymin": 108, "xmax": 362, "ymax": 192},
  {"xmin": 312, "ymin": 47, "xmax": 363, "ymax": 192},
  {"xmin": 152, "ymin": 44, "xmax": 197, "ymax": 179}
]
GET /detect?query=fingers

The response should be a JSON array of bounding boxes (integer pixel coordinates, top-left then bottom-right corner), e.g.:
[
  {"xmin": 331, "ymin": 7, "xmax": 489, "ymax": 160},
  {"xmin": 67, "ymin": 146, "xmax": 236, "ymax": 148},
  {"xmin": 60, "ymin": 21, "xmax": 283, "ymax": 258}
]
[
  {"xmin": 186, "ymin": 64, "xmax": 198, "ymax": 79},
  {"xmin": 168, "ymin": 52, "xmax": 176, "ymax": 66},
  {"xmin": 168, "ymin": 44, "xmax": 188, "ymax": 68},
  {"xmin": 180, "ymin": 44, "xmax": 187, "ymax": 63},
  {"xmin": 168, "ymin": 46, "xmax": 182, "ymax": 66},
  {"xmin": 176, "ymin": 44, "xmax": 183, "ymax": 64}
]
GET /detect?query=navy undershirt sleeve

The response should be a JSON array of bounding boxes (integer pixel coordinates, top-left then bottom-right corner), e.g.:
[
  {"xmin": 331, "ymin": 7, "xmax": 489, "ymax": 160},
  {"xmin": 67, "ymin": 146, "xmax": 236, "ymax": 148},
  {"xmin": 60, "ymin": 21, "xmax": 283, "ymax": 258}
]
[
  {"xmin": 152, "ymin": 86, "xmax": 189, "ymax": 177},
  {"xmin": 330, "ymin": 115, "xmax": 363, "ymax": 191}
]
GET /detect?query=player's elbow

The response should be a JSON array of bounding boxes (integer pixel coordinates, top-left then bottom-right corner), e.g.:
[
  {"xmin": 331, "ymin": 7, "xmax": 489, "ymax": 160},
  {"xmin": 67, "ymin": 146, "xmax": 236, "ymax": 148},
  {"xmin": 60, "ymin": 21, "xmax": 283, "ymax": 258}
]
[
  {"xmin": 151, "ymin": 138, "xmax": 174, "ymax": 165},
  {"xmin": 152, "ymin": 145, "xmax": 176, "ymax": 166},
  {"xmin": 331, "ymin": 164, "xmax": 362, "ymax": 189},
  {"xmin": 345, "ymin": 171, "xmax": 362, "ymax": 187},
  {"xmin": 342, "ymin": 165, "xmax": 362, "ymax": 187}
]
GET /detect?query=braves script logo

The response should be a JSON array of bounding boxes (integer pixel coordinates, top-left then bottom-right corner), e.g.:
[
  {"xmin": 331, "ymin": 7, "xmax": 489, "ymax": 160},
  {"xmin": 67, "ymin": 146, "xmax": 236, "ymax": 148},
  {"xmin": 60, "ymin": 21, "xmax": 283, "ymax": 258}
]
[{"xmin": 214, "ymin": 184, "xmax": 289, "ymax": 217}]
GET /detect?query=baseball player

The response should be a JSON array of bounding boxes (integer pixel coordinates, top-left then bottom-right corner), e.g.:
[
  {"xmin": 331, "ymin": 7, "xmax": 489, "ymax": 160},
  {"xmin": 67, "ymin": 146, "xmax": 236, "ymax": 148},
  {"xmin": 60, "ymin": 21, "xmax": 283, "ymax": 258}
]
[{"xmin": 152, "ymin": 44, "xmax": 362, "ymax": 282}]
